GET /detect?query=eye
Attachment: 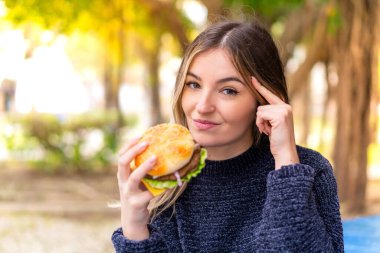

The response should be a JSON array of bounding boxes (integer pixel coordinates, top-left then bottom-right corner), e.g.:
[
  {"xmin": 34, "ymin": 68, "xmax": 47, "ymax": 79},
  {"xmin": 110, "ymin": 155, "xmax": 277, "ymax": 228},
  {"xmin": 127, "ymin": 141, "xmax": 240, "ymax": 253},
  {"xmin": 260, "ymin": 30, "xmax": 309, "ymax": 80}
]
[
  {"xmin": 221, "ymin": 88, "xmax": 239, "ymax": 96},
  {"xmin": 185, "ymin": 81, "xmax": 200, "ymax": 89}
]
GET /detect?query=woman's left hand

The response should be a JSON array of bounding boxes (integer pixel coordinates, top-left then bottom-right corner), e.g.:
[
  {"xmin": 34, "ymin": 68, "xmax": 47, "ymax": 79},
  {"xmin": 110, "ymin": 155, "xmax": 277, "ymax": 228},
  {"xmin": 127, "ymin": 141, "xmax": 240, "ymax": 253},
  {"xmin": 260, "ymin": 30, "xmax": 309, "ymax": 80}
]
[{"xmin": 252, "ymin": 77, "xmax": 300, "ymax": 170}]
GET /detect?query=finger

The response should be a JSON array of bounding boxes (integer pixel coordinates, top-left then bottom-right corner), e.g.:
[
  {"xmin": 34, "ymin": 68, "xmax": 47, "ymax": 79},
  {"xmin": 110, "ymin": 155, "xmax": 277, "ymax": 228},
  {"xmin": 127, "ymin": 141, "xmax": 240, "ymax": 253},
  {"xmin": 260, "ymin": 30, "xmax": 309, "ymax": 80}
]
[
  {"xmin": 256, "ymin": 111, "xmax": 272, "ymax": 136},
  {"xmin": 128, "ymin": 155, "xmax": 157, "ymax": 192},
  {"xmin": 118, "ymin": 136, "xmax": 142, "ymax": 156},
  {"xmin": 257, "ymin": 104, "xmax": 293, "ymax": 123},
  {"xmin": 252, "ymin": 76, "xmax": 284, "ymax": 105},
  {"xmin": 139, "ymin": 190, "xmax": 154, "ymax": 203},
  {"xmin": 118, "ymin": 142, "xmax": 149, "ymax": 182},
  {"xmin": 128, "ymin": 191, "xmax": 154, "ymax": 210},
  {"xmin": 119, "ymin": 141, "xmax": 149, "ymax": 167},
  {"xmin": 257, "ymin": 104, "xmax": 290, "ymax": 112},
  {"xmin": 263, "ymin": 121, "xmax": 272, "ymax": 136},
  {"xmin": 256, "ymin": 114, "xmax": 267, "ymax": 135},
  {"xmin": 257, "ymin": 119, "xmax": 271, "ymax": 136}
]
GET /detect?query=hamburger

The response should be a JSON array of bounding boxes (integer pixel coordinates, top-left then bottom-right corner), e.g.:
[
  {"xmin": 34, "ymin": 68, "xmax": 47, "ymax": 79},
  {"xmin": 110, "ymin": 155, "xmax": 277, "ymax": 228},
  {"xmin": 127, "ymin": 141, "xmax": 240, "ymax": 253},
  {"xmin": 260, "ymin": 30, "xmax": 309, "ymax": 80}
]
[{"xmin": 133, "ymin": 123, "xmax": 207, "ymax": 196}]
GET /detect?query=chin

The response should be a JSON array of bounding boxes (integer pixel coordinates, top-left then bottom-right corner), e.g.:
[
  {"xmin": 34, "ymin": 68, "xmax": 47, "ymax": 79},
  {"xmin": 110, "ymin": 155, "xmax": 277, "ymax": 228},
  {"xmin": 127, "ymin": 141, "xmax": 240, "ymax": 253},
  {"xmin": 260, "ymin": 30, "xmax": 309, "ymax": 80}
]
[
  {"xmin": 191, "ymin": 136, "xmax": 220, "ymax": 149},
  {"xmin": 187, "ymin": 125, "xmax": 224, "ymax": 147}
]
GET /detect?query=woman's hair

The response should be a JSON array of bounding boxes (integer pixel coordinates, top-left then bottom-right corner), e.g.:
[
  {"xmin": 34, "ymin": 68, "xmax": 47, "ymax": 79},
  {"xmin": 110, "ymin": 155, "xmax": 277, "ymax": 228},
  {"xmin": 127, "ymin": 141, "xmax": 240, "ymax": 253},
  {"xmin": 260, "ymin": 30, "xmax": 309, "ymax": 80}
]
[{"xmin": 148, "ymin": 19, "xmax": 289, "ymax": 220}]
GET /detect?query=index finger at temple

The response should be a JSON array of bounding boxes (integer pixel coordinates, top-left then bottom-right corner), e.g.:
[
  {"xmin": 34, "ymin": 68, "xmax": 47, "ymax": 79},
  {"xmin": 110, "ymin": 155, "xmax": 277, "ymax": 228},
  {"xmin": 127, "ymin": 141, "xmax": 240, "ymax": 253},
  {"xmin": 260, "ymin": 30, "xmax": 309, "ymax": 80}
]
[{"xmin": 251, "ymin": 76, "xmax": 284, "ymax": 105}]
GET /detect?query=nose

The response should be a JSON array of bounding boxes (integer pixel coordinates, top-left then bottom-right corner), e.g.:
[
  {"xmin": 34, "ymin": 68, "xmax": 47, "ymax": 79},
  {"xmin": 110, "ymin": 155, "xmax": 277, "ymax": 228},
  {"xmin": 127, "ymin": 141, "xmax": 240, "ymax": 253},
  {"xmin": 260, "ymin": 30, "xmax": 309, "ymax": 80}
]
[{"xmin": 195, "ymin": 90, "xmax": 215, "ymax": 113}]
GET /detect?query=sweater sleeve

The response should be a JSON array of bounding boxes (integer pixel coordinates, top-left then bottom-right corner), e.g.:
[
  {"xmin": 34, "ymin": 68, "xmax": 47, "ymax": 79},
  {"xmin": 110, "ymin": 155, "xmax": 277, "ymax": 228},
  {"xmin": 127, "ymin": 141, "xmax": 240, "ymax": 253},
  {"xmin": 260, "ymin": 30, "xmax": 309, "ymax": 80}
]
[
  {"xmin": 111, "ymin": 224, "xmax": 169, "ymax": 253},
  {"xmin": 255, "ymin": 163, "xmax": 344, "ymax": 253}
]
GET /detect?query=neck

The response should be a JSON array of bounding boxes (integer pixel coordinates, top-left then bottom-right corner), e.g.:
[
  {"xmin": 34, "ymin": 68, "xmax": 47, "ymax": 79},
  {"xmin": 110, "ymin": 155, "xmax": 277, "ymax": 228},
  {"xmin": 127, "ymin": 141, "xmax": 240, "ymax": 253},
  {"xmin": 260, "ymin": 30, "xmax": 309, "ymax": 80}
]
[{"xmin": 205, "ymin": 138, "xmax": 254, "ymax": 161}]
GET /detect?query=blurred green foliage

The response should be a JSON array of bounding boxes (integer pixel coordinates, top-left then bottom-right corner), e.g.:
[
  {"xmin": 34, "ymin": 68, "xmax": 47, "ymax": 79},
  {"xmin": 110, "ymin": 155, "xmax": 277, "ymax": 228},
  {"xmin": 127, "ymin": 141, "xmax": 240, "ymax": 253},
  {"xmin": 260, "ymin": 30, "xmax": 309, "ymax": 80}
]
[
  {"xmin": 326, "ymin": 4, "xmax": 342, "ymax": 34},
  {"xmin": 1, "ymin": 111, "xmax": 137, "ymax": 173},
  {"xmin": 224, "ymin": 0, "xmax": 304, "ymax": 21}
]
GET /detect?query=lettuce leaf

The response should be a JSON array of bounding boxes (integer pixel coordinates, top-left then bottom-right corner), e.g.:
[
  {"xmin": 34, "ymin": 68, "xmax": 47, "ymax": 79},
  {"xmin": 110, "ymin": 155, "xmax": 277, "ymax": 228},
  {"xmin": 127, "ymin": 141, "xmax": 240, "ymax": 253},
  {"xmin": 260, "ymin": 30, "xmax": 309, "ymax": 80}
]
[{"xmin": 143, "ymin": 148, "xmax": 207, "ymax": 190}]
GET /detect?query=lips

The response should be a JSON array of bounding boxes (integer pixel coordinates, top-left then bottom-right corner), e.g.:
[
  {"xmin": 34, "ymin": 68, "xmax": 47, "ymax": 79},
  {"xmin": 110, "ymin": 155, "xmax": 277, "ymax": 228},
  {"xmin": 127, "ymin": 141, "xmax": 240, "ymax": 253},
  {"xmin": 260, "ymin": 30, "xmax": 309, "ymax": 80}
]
[{"xmin": 193, "ymin": 119, "xmax": 220, "ymax": 130}]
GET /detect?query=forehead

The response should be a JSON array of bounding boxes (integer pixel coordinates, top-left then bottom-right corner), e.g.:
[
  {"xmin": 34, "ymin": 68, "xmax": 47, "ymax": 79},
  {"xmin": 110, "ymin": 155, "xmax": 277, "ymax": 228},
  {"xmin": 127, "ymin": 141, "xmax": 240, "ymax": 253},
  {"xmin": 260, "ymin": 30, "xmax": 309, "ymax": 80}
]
[{"xmin": 188, "ymin": 48, "xmax": 240, "ymax": 76}]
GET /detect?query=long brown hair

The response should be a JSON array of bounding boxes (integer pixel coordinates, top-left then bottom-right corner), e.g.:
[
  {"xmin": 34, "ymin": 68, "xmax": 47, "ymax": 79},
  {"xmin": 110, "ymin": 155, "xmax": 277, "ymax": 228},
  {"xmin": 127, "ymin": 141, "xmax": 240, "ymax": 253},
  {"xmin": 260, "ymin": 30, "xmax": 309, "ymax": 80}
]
[{"xmin": 149, "ymin": 20, "xmax": 289, "ymax": 220}]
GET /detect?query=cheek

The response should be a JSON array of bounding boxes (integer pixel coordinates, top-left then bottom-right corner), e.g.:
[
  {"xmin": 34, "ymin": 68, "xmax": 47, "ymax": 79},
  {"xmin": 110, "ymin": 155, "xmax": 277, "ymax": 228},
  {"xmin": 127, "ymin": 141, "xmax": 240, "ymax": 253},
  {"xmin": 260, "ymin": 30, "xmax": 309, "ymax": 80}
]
[
  {"xmin": 181, "ymin": 92, "xmax": 192, "ymax": 116},
  {"xmin": 223, "ymin": 100, "xmax": 257, "ymax": 123}
]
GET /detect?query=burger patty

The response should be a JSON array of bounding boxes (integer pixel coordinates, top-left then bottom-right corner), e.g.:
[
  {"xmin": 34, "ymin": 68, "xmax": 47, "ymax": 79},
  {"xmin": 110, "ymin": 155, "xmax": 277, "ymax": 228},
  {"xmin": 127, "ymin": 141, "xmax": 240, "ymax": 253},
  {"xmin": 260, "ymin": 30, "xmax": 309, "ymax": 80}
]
[{"xmin": 146, "ymin": 145, "xmax": 202, "ymax": 181}]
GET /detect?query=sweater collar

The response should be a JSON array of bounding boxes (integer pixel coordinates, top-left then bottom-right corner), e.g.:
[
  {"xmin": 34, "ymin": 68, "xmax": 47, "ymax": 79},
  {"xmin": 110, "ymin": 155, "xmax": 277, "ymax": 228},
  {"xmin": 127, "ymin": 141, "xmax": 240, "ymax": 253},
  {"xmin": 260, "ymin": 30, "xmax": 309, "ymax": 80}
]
[{"xmin": 201, "ymin": 136, "xmax": 273, "ymax": 177}]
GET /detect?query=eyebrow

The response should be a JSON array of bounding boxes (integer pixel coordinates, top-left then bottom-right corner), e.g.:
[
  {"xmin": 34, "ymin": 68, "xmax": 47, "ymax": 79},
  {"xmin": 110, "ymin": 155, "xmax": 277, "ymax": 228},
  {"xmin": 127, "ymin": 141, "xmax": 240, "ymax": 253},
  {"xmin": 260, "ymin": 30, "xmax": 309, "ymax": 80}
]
[{"xmin": 186, "ymin": 71, "xmax": 244, "ymax": 85}]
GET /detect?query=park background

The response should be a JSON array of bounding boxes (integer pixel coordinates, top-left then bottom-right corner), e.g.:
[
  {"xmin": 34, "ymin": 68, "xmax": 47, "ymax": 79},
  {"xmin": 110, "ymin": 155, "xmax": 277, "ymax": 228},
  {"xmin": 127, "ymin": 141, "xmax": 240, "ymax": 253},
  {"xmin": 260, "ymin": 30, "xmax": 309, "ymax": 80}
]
[{"xmin": 0, "ymin": 0, "xmax": 379, "ymax": 252}]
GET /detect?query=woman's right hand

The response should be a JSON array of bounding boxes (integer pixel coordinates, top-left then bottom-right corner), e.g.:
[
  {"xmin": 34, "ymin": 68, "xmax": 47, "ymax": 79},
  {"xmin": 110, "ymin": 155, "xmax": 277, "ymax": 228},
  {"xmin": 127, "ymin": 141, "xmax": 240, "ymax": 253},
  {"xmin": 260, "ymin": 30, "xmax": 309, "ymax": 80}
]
[{"xmin": 117, "ymin": 137, "xmax": 157, "ymax": 241}]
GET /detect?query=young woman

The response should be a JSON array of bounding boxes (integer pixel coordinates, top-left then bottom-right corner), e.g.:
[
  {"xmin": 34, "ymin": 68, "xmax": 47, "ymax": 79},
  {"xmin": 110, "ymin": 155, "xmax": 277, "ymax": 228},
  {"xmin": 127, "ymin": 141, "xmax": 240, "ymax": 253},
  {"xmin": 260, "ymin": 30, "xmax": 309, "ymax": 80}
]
[{"xmin": 112, "ymin": 20, "xmax": 344, "ymax": 252}]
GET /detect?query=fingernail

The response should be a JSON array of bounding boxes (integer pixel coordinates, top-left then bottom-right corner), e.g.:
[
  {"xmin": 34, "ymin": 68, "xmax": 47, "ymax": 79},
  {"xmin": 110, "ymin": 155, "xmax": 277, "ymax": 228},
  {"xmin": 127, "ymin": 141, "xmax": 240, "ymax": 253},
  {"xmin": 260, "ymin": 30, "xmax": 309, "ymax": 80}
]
[
  {"xmin": 252, "ymin": 76, "xmax": 261, "ymax": 85},
  {"xmin": 149, "ymin": 155, "xmax": 157, "ymax": 163}
]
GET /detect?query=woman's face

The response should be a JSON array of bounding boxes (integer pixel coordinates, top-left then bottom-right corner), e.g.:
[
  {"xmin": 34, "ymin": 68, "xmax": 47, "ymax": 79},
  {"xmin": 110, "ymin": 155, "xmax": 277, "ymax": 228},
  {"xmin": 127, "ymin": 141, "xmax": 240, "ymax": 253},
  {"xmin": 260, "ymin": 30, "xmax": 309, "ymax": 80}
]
[{"xmin": 181, "ymin": 48, "xmax": 257, "ymax": 160}]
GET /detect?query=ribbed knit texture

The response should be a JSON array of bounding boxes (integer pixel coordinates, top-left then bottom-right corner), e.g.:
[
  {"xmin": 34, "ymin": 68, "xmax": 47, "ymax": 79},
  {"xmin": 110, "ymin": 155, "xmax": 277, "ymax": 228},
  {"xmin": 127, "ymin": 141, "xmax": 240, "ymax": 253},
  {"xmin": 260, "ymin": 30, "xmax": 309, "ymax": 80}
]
[{"xmin": 112, "ymin": 140, "xmax": 344, "ymax": 252}]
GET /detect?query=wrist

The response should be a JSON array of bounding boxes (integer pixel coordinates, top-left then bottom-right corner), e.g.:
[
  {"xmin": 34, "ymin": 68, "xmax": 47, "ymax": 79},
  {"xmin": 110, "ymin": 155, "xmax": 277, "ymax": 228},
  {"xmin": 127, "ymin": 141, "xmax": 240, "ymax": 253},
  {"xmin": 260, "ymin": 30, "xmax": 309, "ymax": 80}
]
[
  {"xmin": 123, "ymin": 225, "xmax": 150, "ymax": 241},
  {"xmin": 274, "ymin": 147, "xmax": 299, "ymax": 170}
]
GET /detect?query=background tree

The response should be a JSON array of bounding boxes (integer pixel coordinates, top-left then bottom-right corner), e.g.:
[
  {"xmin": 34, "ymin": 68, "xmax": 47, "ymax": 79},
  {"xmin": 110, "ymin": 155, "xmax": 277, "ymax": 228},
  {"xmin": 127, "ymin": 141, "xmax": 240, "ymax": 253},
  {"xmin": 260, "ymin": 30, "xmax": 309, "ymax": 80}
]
[
  {"xmin": 134, "ymin": 0, "xmax": 191, "ymax": 125},
  {"xmin": 332, "ymin": 0, "xmax": 380, "ymax": 213},
  {"xmin": 3, "ymin": 0, "xmax": 191, "ymax": 126}
]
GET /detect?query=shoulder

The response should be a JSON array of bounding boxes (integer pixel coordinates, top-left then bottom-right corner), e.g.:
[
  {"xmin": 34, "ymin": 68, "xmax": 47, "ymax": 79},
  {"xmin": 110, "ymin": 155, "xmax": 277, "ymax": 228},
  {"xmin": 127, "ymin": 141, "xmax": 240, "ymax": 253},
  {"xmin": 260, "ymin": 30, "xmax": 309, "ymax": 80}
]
[{"xmin": 296, "ymin": 145, "xmax": 333, "ymax": 175}]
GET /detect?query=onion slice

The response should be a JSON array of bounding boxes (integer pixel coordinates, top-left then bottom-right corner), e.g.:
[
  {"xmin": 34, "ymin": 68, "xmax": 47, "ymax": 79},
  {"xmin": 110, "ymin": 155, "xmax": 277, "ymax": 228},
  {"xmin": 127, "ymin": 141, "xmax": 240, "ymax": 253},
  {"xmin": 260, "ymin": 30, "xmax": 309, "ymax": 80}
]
[{"xmin": 174, "ymin": 171, "xmax": 182, "ymax": 186}]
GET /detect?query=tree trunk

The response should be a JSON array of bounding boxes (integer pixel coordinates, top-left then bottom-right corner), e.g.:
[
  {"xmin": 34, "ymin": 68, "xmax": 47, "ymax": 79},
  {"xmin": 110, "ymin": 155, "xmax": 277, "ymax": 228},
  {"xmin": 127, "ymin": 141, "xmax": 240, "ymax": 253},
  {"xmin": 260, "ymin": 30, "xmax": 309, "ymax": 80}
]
[
  {"xmin": 333, "ymin": 0, "xmax": 379, "ymax": 213},
  {"xmin": 103, "ymin": 1, "xmax": 127, "ymax": 129},
  {"xmin": 300, "ymin": 77, "xmax": 311, "ymax": 146},
  {"xmin": 103, "ymin": 33, "xmax": 125, "ymax": 129},
  {"xmin": 318, "ymin": 61, "xmax": 337, "ymax": 153},
  {"xmin": 141, "ymin": 0, "xmax": 189, "ymax": 52},
  {"xmin": 146, "ymin": 36, "xmax": 164, "ymax": 126},
  {"xmin": 279, "ymin": 0, "xmax": 320, "ymax": 64},
  {"xmin": 199, "ymin": 0, "xmax": 225, "ymax": 22},
  {"xmin": 287, "ymin": 9, "xmax": 329, "ymax": 98},
  {"xmin": 104, "ymin": 61, "xmax": 120, "ymax": 110}
]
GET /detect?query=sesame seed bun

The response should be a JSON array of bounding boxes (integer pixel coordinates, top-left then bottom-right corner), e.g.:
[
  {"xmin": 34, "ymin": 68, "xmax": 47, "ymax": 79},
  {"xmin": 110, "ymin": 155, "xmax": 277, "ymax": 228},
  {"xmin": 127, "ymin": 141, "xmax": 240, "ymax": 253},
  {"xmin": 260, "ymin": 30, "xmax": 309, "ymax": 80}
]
[
  {"xmin": 135, "ymin": 123, "xmax": 195, "ymax": 176},
  {"xmin": 133, "ymin": 123, "xmax": 207, "ymax": 196}
]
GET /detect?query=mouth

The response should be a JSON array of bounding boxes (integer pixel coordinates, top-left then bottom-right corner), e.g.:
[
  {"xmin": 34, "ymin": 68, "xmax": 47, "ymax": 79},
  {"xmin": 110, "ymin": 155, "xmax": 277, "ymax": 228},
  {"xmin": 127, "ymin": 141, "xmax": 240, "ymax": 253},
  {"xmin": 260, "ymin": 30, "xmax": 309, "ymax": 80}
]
[{"xmin": 192, "ymin": 119, "xmax": 220, "ymax": 130}]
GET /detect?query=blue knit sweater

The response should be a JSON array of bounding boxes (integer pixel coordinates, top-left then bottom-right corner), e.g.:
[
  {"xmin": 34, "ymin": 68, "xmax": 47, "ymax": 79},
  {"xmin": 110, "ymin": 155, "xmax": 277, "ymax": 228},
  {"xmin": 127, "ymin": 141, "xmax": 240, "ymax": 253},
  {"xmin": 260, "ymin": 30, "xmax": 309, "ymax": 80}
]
[{"xmin": 112, "ymin": 140, "xmax": 344, "ymax": 252}]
